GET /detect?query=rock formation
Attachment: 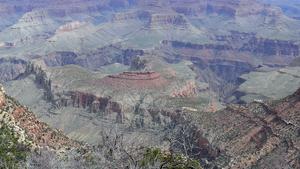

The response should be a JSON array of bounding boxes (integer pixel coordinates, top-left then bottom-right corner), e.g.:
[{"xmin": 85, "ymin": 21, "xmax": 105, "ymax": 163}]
[
  {"xmin": 0, "ymin": 58, "xmax": 27, "ymax": 82},
  {"xmin": 43, "ymin": 51, "xmax": 78, "ymax": 67},
  {"xmin": 112, "ymin": 10, "xmax": 150, "ymax": 22},
  {"xmin": 22, "ymin": 63, "xmax": 53, "ymax": 100},
  {"xmin": 163, "ymin": 36, "xmax": 300, "ymax": 58},
  {"xmin": 0, "ymin": 85, "xmax": 79, "ymax": 149},
  {"xmin": 149, "ymin": 13, "xmax": 188, "ymax": 29},
  {"xmin": 99, "ymin": 71, "xmax": 168, "ymax": 90},
  {"xmin": 171, "ymin": 81, "xmax": 198, "ymax": 98},
  {"xmin": 192, "ymin": 88, "xmax": 300, "ymax": 168},
  {"xmin": 56, "ymin": 21, "xmax": 87, "ymax": 33}
]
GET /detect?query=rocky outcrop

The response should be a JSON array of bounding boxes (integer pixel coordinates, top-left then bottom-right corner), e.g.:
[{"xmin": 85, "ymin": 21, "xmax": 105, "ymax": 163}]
[
  {"xmin": 208, "ymin": 59, "xmax": 253, "ymax": 83},
  {"xmin": 162, "ymin": 40, "xmax": 232, "ymax": 51},
  {"xmin": 163, "ymin": 37, "xmax": 300, "ymax": 57},
  {"xmin": 168, "ymin": 0, "xmax": 281, "ymax": 18},
  {"xmin": 273, "ymin": 88, "xmax": 300, "ymax": 128},
  {"xmin": 171, "ymin": 81, "xmax": 198, "ymax": 98},
  {"xmin": 0, "ymin": 85, "xmax": 5, "ymax": 108},
  {"xmin": 0, "ymin": 85, "xmax": 79, "ymax": 149},
  {"xmin": 0, "ymin": 0, "xmax": 129, "ymax": 17},
  {"xmin": 149, "ymin": 14, "xmax": 188, "ymax": 29},
  {"xmin": 112, "ymin": 10, "xmax": 150, "ymax": 22},
  {"xmin": 69, "ymin": 45, "xmax": 144, "ymax": 70},
  {"xmin": 43, "ymin": 51, "xmax": 77, "ymax": 67},
  {"xmin": 56, "ymin": 21, "xmax": 87, "ymax": 33},
  {"xmin": 108, "ymin": 71, "xmax": 160, "ymax": 80},
  {"xmin": 22, "ymin": 63, "xmax": 53, "ymax": 100},
  {"xmin": 56, "ymin": 91, "xmax": 124, "ymax": 123},
  {"xmin": 0, "ymin": 58, "xmax": 27, "ymax": 82},
  {"xmin": 99, "ymin": 71, "xmax": 168, "ymax": 90},
  {"xmin": 241, "ymin": 38, "xmax": 299, "ymax": 56},
  {"xmin": 192, "ymin": 88, "xmax": 300, "ymax": 168}
]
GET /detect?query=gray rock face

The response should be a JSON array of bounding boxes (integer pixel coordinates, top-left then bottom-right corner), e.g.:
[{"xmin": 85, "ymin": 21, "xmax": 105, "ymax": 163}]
[{"xmin": 0, "ymin": 58, "xmax": 27, "ymax": 82}]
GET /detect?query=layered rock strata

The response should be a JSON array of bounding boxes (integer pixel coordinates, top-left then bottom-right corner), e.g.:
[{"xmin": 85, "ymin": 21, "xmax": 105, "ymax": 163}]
[
  {"xmin": 193, "ymin": 88, "xmax": 300, "ymax": 168},
  {"xmin": 0, "ymin": 85, "xmax": 79, "ymax": 149},
  {"xmin": 99, "ymin": 71, "xmax": 168, "ymax": 90}
]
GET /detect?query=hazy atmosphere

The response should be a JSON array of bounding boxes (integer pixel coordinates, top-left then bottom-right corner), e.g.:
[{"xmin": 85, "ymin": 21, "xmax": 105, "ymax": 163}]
[{"xmin": 0, "ymin": 0, "xmax": 299, "ymax": 168}]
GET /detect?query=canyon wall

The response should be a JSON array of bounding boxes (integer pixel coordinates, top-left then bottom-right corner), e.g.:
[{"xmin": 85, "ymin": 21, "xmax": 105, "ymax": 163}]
[
  {"xmin": 22, "ymin": 63, "xmax": 53, "ymax": 101},
  {"xmin": 0, "ymin": 86, "xmax": 79, "ymax": 149},
  {"xmin": 41, "ymin": 46, "xmax": 144, "ymax": 70},
  {"xmin": 241, "ymin": 38, "xmax": 299, "ymax": 56},
  {"xmin": 149, "ymin": 14, "xmax": 188, "ymax": 29},
  {"xmin": 163, "ymin": 37, "xmax": 300, "ymax": 57},
  {"xmin": 56, "ymin": 91, "xmax": 124, "ymax": 123},
  {"xmin": 0, "ymin": 58, "xmax": 27, "ymax": 82}
]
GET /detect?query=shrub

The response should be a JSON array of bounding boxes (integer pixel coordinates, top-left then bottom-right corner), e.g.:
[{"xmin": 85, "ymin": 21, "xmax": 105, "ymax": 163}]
[
  {"xmin": 0, "ymin": 124, "xmax": 29, "ymax": 169},
  {"xmin": 140, "ymin": 148, "xmax": 203, "ymax": 169}
]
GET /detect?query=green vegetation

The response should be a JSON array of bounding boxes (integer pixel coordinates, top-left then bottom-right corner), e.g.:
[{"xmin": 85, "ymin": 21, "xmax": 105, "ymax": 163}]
[
  {"xmin": 140, "ymin": 148, "xmax": 202, "ymax": 169},
  {"xmin": 0, "ymin": 124, "xmax": 29, "ymax": 169}
]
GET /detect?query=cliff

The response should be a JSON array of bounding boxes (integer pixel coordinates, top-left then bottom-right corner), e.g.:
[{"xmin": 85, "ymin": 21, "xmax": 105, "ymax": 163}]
[
  {"xmin": 57, "ymin": 91, "xmax": 124, "ymax": 123},
  {"xmin": 169, "ymin": 0, "xmax": 282, "ymax": 18},
  {"xmin": 56, "ymin": 21, "xmax": 87, "ymax": 33},
  {"xmin": 170, "ymin": 81, "xmax": 198, "ymax": 98},
  {"xmin": 163, "ymin": 36, "xmax": 300, "ymax": 57},
  {"xmin": 99, "ymin": 71, "xmax": 168, "ymax": 90},
  {"xmin": 149, "ymin": 13, "xmax": 188, "ymax": 29},
  {"xmin": 112, "ymin": 10, "xmax": 150, "ymax": 22},
  {"xmin": 162, "ymin": 40, "xmax": 232, "ymax": 51},
  {"xmin": 191, "ymin": 88, "xmax": 300, "ymax": 168},
  {"xmin": 0, "ymin": 85, "xmax": 79, "ymax": 150},
  {"xmin": 0, "ymin": 58, "xmax": 27, "ymax": 82},
  {"xmin": 22, "ymin": 63, "xmax": 53, "ymax": 101},
  {"xmin": 241, "ymin": 38, "xmax": 299, "ymax": 56}
]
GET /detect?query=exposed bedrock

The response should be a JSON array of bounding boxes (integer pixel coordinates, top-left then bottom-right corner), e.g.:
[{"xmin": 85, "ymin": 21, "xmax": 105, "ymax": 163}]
[
  {"xmin": 241, "ymin": 38, "xmax": 300, "ymax": 56},
  {"xmin": 54, "ymin": 89, "xmax": 220, "ymax": 160},
  {"xmin": 166, "ymin": 54, "xmax": 254, "ymax": 98},
  {"xmin": 0, "ymin": 58, "xmax": 27, "ymax": 82},
  {"xmin": 0, "ymin": 85, "xmax": 79, "ymax": 149},
  {"xmin": 0, "ymin": 0, "xmax": 130, "ymax": 17},
  {"xmin": 162, "ymin": 40, "xmax": 232, "ymax": 51},
  {"xmin": 139, "ymin": 0, "xmax": 278, "ymax": 18},
  {"xmin": 56, "ymin": 91, "xmax": 124, "ymax": 123},
  {"xmin": 163, "ymin": 37, "xmax": 300, "ymax": 58},
  {"xmin": 113, "ymin": 11, "xmax": 189, "ymax": 28},
  {"xmin": 181, "ymin": 88, "xmax": 300, "ymax": 168},
  {"xmin": 208, "ymin": 59, "xmax": 253, "ymax": 83},
  {"xmin": 167, "ymin": 55, "xmax": 255, "ymax": 84},
  {"xmin": 76, "ymin": 47, "xmax": 144, "ymax": 69},
  {"xmin": 112, "ymin": 10, "xmax": 151, "ymax": 22},
  {"xmin": 43, "ymin": 51, "xmax": 77, "ymax": 67},
  {"xmin": 158, "ymin": 109, "xmax": 220, "ymax": 161},
  {"xmin": 56, "ymin": 21, "xmax": 87, "ymax": 33},
  {"xmin": 149, "ymin": 13, "xmax": 188, "ymax": 28},
  {"xmin": 18, "ymin": 63, "xmax": 53, "ymax": 101},
  {"xmin": 0, "ymin": 85, "xmax": 6, "ymax": 108},
  {"xmin": 41, "ymin": 46, "xmax": 144, "ymax": 69},
  {"xmin": 99, "ymin": 71, "xmax": 169, "ymax": 90}
]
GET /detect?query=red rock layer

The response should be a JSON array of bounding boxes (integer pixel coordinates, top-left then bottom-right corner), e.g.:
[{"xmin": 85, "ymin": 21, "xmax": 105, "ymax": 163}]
[
  {"xmin": 99, "ymin": 71, "xmax": 168, "ymax": 90},
  {"xmin": 10, "ymin": 106, "xmax": 79, "ymax": 149}
]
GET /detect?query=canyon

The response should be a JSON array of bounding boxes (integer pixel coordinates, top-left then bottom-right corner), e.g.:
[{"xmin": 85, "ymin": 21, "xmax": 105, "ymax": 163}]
[{"xmin": 0, "ymin": 0, "xmax": 299, "ymax": 168}]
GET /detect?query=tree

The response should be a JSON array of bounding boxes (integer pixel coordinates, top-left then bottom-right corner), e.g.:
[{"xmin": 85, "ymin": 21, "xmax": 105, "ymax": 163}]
[
  {"xmin": 0, "ymin": 124, "xmax": 29, "ymax": 169},
  {"xmin": 139, "ymin": 148, "xmax": 202, "ymax": 169}
]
